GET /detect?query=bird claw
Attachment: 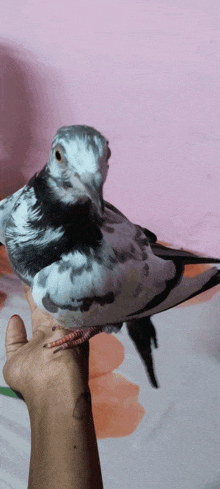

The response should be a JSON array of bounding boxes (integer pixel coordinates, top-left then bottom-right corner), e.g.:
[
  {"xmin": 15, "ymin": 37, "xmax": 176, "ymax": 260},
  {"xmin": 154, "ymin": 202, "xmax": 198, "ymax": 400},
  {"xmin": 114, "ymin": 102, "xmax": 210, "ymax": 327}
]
[
  {"xmin": 53, "ymin": 344, "xmax": 68, "ymax": 354},
  {"xmin": 43, "ymin": 326, "xmax": 104, "ymax": 351},
  {"xmin": 51, "ymin": 324, "xmax": 63, "ymax": 332}
]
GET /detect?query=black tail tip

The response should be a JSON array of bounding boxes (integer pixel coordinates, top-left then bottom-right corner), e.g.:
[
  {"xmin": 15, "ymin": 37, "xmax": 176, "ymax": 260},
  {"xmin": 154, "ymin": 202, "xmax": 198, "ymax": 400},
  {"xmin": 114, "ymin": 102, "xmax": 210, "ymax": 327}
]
[{"xmin": 148, "ymin": 374, "xmax": 159, "ymax": 389}]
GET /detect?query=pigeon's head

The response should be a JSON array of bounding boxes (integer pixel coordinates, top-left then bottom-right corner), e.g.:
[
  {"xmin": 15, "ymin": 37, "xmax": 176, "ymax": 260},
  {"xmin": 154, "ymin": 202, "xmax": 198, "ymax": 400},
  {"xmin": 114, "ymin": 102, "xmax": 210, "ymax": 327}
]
[{"xmin": 47, "ymin": 125, "xmax": 111, "ymax": 213}]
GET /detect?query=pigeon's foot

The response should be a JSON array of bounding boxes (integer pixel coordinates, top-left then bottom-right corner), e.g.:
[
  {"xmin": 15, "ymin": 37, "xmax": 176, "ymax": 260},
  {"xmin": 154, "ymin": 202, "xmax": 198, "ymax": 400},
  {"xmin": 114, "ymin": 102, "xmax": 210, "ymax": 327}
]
[{"xmin": 43, "ymin": 326, "xmax": 104, "ymax": 353}]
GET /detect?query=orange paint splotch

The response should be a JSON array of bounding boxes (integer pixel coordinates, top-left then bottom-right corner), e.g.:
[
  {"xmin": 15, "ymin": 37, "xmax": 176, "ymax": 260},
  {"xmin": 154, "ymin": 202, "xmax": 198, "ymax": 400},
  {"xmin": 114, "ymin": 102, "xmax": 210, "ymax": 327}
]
[
  {"xmin": 89, "ymin": 332, "xmax": 124, "ymax": 379},
  {"xmin": 0, "ymin": 247, "xmax": 12, "ymax": 308},
  {"xmin": 0, "ymin": 246, "xmax": 14, "ymax": 275},
  {"xmin": 0, "ymin": 291, "xmax": 7, "ymax": 310},
  {"xmin": 0, "ymin": 194, "xmax": 8, "ymax": 201},
  {"xmin": 89, "ymin": 333, "xmax": 145, "ymax": 439},
  {"xmin": 89, "ymin": 372, "xmax": 145, "ymax": 439},
  {"xmin": 183, "ymin": 263, "xmax": 211, "ymax": 277}
]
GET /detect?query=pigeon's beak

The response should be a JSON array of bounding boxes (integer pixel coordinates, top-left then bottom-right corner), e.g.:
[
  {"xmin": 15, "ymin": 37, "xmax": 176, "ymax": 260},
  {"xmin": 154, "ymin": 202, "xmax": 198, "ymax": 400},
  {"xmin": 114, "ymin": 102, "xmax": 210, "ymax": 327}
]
[
  {"xmin": 87, "ymin": 185, "xmax": 104, "ymax": 215},
  {"xmin": 73, "ymin": 174, "xmax": 104, "ymax": 215}
]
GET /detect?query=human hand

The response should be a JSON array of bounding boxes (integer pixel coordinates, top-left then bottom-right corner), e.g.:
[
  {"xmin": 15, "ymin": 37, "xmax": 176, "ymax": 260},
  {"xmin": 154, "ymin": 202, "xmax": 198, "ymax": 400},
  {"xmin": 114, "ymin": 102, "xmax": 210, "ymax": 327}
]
[
  {"xmin": 3, "ymin": 284, "xmax": 103, "ymax": 489},
  {"xmin": 3, "ymin": 283, "xmax": 89, "ymax": 411}
]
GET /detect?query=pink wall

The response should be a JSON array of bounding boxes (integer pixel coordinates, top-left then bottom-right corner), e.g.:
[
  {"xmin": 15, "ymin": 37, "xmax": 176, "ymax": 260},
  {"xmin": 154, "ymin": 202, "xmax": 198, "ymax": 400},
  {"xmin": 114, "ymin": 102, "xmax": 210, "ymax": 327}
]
[{"xmin": 1, "ymin": 0, "xmax": 220, "ymax": 256}]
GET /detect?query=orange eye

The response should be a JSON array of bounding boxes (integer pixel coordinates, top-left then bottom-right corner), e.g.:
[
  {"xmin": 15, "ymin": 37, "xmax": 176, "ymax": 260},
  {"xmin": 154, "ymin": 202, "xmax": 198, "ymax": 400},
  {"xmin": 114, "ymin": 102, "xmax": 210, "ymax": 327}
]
[{"xmin": 55, "ymin": 149, "xmax": 63, "ymax": 163}]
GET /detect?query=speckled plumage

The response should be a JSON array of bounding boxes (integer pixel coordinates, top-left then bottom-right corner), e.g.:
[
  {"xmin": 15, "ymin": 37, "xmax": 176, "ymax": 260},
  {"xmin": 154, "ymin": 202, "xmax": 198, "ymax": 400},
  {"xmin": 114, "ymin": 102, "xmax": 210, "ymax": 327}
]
[{"xmin": 1, "ymin": 125, "xmax": 220, "ymax": 388}]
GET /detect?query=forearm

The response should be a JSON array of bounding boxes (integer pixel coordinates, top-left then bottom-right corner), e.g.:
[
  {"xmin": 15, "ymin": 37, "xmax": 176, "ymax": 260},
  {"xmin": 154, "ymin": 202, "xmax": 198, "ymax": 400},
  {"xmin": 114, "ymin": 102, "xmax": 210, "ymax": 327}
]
[{"xmin": 27, "ymin": 386, "xmax": 103, "ymax": 489}]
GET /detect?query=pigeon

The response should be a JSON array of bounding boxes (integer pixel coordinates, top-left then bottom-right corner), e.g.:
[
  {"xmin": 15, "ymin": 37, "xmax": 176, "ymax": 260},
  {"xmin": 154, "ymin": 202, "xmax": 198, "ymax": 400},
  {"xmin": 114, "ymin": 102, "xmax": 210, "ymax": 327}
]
[{"xmin": 1, "ymin": 125, "xmax": 220, "ymax": 388}]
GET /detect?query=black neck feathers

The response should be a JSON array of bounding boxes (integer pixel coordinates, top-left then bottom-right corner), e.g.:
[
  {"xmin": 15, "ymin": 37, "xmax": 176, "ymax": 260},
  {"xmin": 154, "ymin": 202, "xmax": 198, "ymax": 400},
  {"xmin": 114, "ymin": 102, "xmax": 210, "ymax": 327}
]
[{"xmin": 24, "ymin": 168, "xmax": 103, "ymax": 273}]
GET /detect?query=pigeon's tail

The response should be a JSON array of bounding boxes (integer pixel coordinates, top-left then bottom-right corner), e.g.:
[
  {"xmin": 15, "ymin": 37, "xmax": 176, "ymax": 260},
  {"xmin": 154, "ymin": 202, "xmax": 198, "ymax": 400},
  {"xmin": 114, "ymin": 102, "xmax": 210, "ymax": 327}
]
[
  {"xmin": 151, "ymin": 242, "xmax": 220, "ymax": 265},
  {"xmin": 126, "ymin": 317, "xmax": 159, "ymax": 388},
  {"xmin": 126, "ymin": 269, "xmax": 220, "ymax": 389}
]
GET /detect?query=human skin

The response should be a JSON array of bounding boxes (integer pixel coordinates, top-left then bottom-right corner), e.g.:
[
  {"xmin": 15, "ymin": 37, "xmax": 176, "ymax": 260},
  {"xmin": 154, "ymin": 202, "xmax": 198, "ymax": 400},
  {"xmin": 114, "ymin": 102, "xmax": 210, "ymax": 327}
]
[{"xmin": 3, "ymin": 284, "xmax": 103, "ymax": 489}]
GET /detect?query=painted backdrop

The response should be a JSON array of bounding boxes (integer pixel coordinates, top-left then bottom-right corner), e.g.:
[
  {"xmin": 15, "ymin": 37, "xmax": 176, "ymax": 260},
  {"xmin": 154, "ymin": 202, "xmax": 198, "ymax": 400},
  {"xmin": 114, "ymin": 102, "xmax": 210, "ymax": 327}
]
[{"xmin": 1, "ymin": 1, "xmax": 220, "ymax": 488}]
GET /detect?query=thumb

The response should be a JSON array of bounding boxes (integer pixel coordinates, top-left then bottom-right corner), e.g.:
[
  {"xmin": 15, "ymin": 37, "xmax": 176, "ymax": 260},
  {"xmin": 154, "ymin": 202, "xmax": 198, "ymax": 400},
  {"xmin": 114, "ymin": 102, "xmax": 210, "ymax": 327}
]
[{"xmin": 5, "ymin": 315, "xmax": 28, "ymax": 360}]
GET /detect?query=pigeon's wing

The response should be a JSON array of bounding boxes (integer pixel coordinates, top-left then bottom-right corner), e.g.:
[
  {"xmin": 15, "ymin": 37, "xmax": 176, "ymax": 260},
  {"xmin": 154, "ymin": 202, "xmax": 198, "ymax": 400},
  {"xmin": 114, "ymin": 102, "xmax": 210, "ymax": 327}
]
[
  {"xmin": 126, "ymin": 266, "xmax": 220, "ymax": 319},
  {"xmin": 0, "ymin": 188, "xmax": 24, "ymax": 245},
  {"xmin": 105, "ymin": 203, "xmax": 220, "ymax": 264},
  {"xmin": 139, "ymin": 225, "xmax": 220, "ymax": 264},
  {"xmin": 104, "ymin": 200, "xmax": 130, "ymax": 220},
  {"xmin": 126, "ymin": 316, "xmax": 159, "ymax": 388},
  {"xmin": 104, "ymin": 200, "xmax": 158, "ymax": 243},
  {"xmin": 31, "ymin": 230, "xmax": 179, "ymax": 330},
  {"xmin": 31, "ymin": 250, "xmax": 125, "ymax": 330},
  {"xmin": 150, "ymin": 242, "xmax": 220, "ymax": 265},
  {"xmin": 134, "ymin": 224, "xmax": 157, "ymax": 244}
]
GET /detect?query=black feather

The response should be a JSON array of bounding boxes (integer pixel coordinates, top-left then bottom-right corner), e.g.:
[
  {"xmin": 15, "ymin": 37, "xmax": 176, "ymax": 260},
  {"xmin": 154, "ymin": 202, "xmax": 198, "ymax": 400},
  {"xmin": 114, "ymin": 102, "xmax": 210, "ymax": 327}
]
[
  {"xmin": 13, "ymin": 168, "xmax": 104, "ymax": 275},
  {"xmin": 151, "ymin": 242, "xmax": 220, "ymax": 265},
  {"xmin": 126, "ymin": 316, "xmax": 159, "ymax": 388}
]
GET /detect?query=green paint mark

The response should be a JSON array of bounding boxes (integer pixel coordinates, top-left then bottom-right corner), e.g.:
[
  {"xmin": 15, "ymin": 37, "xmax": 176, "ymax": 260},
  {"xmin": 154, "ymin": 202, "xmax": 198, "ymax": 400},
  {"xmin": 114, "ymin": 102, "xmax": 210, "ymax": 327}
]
[{"xmin": 0, "ymin": 386, "xmax": 21, "ymax": 399}]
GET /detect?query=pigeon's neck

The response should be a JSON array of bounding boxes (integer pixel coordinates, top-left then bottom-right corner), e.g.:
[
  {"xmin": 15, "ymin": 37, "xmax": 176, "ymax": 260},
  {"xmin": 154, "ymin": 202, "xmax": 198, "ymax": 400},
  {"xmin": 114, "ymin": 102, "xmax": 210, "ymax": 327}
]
[{"xmin": 27, "ymin": 166, "xmax": 103, "ymax": 252}]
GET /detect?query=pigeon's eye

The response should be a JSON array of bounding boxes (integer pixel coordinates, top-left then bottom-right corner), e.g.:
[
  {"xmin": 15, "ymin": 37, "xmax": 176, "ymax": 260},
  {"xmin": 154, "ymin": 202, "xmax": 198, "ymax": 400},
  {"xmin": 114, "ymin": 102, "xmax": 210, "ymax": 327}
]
[{"xmin": 55, "ymin": 149, "xmax": 63, "ymax": 163}]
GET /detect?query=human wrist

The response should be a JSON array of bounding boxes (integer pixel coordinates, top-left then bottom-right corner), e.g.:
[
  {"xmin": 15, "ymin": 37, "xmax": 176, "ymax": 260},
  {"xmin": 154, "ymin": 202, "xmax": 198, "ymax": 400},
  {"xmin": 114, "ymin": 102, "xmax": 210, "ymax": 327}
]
[
  {"xmin": 20, "ymin": 341, "xmax": 90, "ymax": 413},
  {"xmin": 26, "ymin": 371, "xmax": 90, "ymax": 420},
  {"xmin": 27, "ymin": 384, "xmax": 102, "ymax": 489}
]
